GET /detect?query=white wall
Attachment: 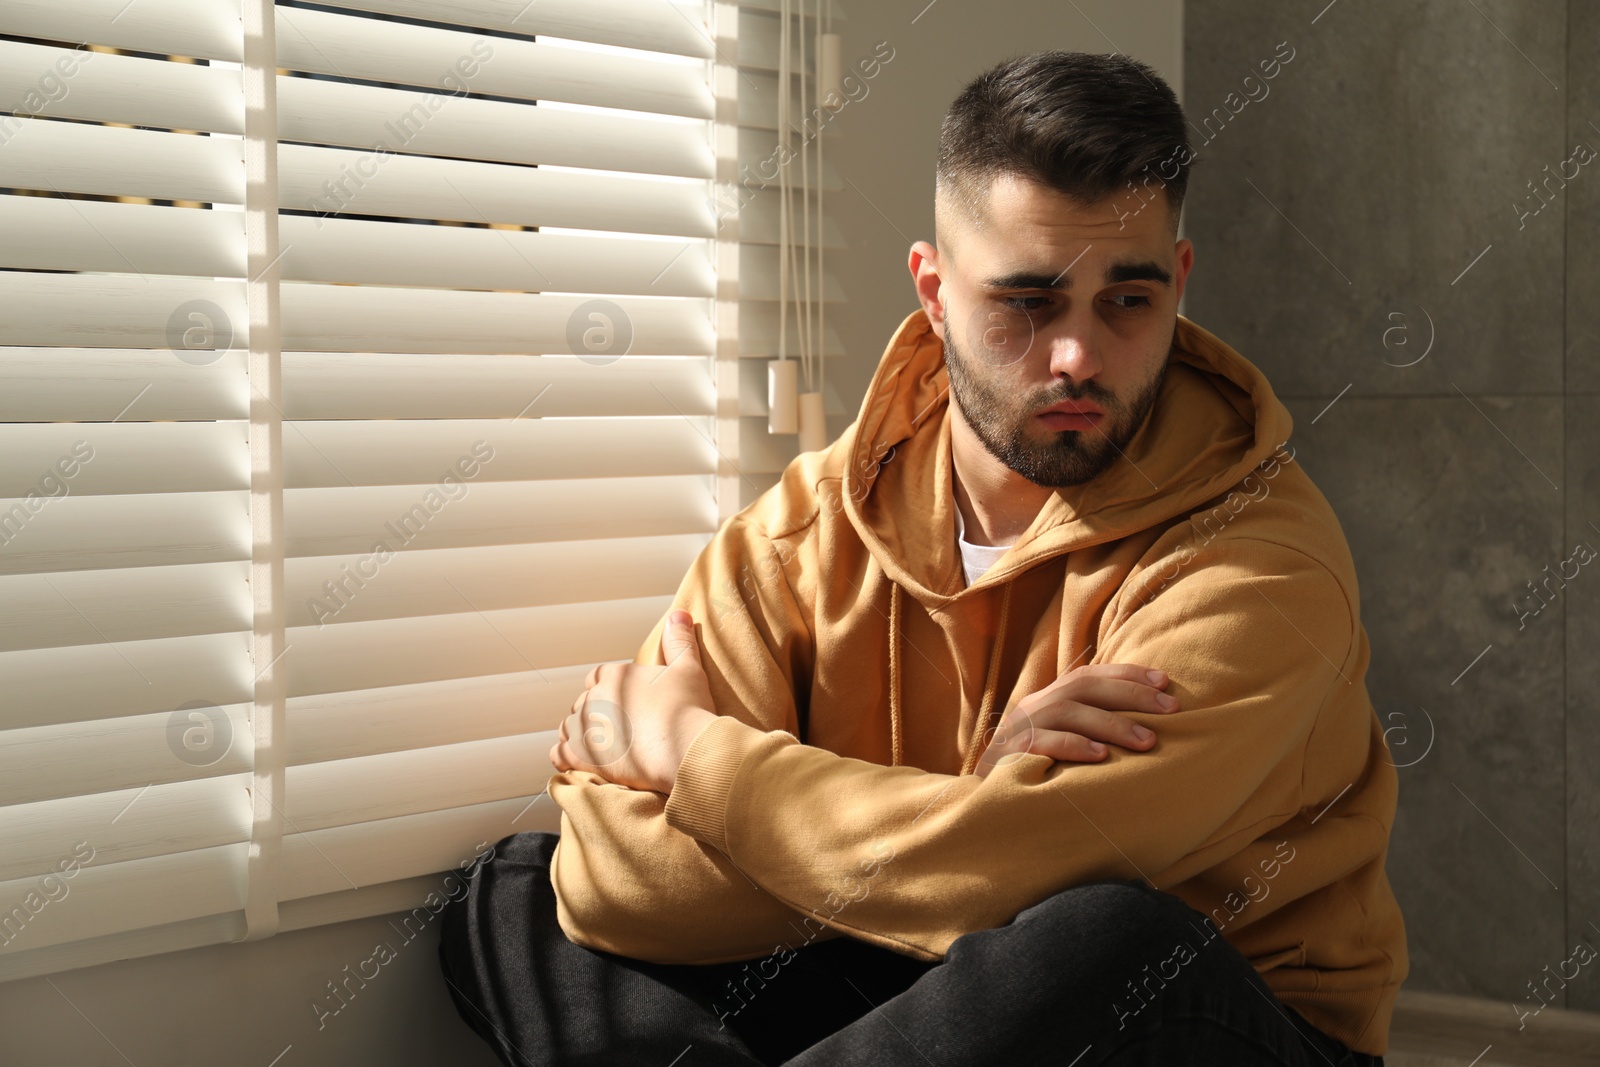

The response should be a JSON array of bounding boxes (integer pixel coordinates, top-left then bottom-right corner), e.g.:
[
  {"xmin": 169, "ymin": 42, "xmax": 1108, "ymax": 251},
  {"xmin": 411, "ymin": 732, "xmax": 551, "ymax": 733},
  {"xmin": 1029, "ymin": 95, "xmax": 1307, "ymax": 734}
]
[
  {"xmin": 0, "ymin": 5, "xmax": 1183, "ymax": 1063},
  {"xmin": 0, "ymin": 912, "xmax": 499, "ymax": 1066}
]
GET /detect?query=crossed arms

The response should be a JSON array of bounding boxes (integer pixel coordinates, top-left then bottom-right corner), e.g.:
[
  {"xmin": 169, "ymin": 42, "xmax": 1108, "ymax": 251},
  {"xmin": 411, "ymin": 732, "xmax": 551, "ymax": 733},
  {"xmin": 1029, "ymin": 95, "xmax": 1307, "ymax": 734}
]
[{"xmin": 546, "ymin": 516, "xmax": 1356, "ymax": 964}]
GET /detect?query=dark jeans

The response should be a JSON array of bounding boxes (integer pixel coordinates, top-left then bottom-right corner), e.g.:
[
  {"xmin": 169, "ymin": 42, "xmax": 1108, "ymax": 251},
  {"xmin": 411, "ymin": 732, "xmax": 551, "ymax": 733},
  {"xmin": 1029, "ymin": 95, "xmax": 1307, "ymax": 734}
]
[{"xmin": 438, "ymin": 832, "xmax": 1383, "ymax": 1067}]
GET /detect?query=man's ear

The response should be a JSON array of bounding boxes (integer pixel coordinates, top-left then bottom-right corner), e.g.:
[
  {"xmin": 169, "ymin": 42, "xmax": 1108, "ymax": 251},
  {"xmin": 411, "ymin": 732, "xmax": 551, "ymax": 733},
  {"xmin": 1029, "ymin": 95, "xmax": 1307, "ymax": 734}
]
[
  {"xmin": 908, "ymin": 240, "xmax": 946, "ymax": 338},
  {"xmin": 1172, "ymin": 237, "xmax": 1195, "ymax": 305}
]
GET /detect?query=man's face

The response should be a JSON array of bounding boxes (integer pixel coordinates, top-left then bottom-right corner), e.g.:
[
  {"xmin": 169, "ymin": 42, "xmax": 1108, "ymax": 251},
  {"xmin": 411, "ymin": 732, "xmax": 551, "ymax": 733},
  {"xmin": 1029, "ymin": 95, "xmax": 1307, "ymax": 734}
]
[{"xmin": 916, "ymin": 173, "xmax": 1193, "ymax": 488}]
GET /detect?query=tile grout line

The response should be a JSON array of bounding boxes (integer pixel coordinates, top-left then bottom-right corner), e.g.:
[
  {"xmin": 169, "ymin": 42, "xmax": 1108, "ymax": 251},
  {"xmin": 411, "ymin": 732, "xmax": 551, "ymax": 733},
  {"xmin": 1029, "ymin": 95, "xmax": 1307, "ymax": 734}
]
[{"xmin": 1561, "ymin": 0, "xmax": 1571, "ymax": 1011}]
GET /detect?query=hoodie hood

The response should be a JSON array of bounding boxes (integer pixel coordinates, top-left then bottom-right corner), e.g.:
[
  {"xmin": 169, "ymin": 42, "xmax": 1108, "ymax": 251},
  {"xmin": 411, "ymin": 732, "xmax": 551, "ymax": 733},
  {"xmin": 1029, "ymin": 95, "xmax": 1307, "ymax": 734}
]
[{"xmin": 842, "ymin": 307, "xmax": 1296, "ymax": 605}]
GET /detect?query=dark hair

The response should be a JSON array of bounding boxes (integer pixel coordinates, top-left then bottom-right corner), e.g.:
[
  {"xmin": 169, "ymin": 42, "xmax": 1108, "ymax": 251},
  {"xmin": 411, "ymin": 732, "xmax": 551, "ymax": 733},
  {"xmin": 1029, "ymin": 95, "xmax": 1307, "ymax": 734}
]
[{"xmin": 937, "ymin": 51, "xmax": 1193, "ymax": 237}]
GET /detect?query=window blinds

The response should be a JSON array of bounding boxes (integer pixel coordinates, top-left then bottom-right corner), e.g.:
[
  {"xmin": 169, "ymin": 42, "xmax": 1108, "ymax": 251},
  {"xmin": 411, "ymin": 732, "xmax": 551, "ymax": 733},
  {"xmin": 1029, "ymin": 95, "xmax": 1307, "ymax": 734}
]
[
  {"xmin": 0, "ymin": 0, "xmax": 265, "ymax": 980},
  {"xmin": 0, "ymin": 0, "xmax": 847, "ymax": 983}
]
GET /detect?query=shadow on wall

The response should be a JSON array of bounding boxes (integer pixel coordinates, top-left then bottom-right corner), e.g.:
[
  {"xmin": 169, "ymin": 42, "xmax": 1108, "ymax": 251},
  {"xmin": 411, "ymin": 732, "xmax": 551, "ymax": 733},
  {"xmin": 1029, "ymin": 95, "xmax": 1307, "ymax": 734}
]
[{"xmin": 1182, "ymin": 0, "xmax": 1599, "ymax": 1014}]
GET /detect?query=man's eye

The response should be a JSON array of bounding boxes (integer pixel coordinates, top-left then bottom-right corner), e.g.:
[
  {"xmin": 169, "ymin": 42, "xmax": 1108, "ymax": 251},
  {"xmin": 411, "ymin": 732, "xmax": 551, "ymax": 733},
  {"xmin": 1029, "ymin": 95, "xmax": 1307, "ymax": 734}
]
[
  {"xmin": 1001, "ymin": 295, "xmax": 1052, "ymax": 312},
  {"xmin": 1108, "ymin": 294, "xmax": 1152, "ymax": 312}
]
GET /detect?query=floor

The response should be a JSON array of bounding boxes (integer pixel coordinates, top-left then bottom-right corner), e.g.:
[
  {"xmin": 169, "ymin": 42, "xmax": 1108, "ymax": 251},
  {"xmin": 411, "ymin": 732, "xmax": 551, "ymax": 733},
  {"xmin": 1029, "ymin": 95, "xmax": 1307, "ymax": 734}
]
[
  {"xmin": 1388, "ymin": 1053, "xmax": 1513, "ymax": 1066},
  {"xmin": 1382, "ymin": 989, "xmax": 1600, "ymax": 1066}
]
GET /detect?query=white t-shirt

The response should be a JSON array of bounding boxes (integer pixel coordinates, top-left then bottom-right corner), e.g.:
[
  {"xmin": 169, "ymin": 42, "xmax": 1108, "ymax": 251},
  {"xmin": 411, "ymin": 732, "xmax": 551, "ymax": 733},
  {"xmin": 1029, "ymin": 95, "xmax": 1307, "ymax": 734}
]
[{"xmin": 953, "ymin": 500, "xmax": 1012, "ymax": 586}]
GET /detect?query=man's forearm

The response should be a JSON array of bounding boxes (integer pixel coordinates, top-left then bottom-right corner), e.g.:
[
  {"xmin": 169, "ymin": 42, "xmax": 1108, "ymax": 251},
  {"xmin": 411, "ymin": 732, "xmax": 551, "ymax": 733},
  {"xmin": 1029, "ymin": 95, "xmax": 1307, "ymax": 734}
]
[{"xmin": 549, "ymin": 768, "xmax": 845, "ymax": 963}]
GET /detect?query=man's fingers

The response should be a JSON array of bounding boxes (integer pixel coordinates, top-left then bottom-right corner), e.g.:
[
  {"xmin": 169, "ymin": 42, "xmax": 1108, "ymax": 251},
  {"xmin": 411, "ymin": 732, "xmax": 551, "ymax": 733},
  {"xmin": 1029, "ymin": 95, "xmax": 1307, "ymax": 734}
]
[
  {"xmin": 983, "ymin": 665, "xmax": 1175, "ymax": 772},
  {"xmin": 1054, "ymin": 674, "xmax": 1178, "ymax": 714},
  {"xmin": 552, "ymin": 730, "xmax": 594, "ymax": 773},
  {"xmin": 1026, "ymin": 730, "xmax": 1110, "ymax": 763},
  {"xmin": 1064, "ymin": 662, "xmax": 1169, "ymax": 688},
  {"xmin": 1028, "ymin": 662, "xmax": 1171, "ymax": 713},
  {"xmin": 1095, "ymin": 676, "xmax": 1179, "ymax": 713},
  {"xmin": 1020, "ymin": 702, "xmax": 1159, "ymax": 750}
]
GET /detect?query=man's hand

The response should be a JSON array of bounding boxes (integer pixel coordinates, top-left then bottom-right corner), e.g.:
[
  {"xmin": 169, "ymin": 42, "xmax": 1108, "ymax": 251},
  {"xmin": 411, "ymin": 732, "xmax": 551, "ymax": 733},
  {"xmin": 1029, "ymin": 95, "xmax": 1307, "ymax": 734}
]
[
  {"xmin": 975, "ymin": 663, "xmax": 1180, "ymax": 777},
  {"xmin": 550, "ymin": 609, "xmax": 719, "ymax": 795}
]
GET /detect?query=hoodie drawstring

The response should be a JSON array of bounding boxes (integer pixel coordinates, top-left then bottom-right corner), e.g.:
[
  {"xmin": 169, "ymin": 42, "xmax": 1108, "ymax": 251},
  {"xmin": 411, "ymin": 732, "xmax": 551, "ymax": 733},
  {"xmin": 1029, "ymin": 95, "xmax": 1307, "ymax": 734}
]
[
  {"xmin": 961, "ymin": 581, "xmax": 1012, "ymax": 776},
  {"xmin": 889, "ymin": 583, "xmax": 903, "ymax": 767},
  {"xmin": 888, "ymin": 580, "xmax": 1013, "ymax": 774}
]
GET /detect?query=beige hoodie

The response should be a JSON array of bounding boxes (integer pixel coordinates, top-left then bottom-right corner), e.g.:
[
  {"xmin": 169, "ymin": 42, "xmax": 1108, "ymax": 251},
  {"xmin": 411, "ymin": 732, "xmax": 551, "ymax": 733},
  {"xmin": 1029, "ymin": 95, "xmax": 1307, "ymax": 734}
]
[{"xmin": 548, "ymin": 307, "xmax": 1408, "ymax": 1056}]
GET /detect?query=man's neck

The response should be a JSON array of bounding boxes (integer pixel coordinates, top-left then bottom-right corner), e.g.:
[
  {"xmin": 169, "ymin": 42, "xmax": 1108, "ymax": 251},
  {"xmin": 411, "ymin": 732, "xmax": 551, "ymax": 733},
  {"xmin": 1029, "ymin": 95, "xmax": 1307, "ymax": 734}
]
[{"xmin": 950, "ymin": 421, "xmax": 1054, "ymax": 549}]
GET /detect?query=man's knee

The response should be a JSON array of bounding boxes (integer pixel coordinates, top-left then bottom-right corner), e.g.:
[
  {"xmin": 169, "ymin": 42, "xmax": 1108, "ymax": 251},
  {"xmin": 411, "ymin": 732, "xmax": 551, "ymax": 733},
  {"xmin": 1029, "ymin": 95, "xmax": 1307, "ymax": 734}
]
[
  {"xmin": 438, "ymin": 832, "xmax": 560, "ymax": 964},
  {"xmin": 484, "ymin": 830, "xmax": 559, "ymax": 872},
  {"xmin": 997, "ymin": 877, "xmax": 1218, "ymax": 968},
  {"xmin": 1026, "ymin": 877, "xmax": 1185, "ymax": 926}
]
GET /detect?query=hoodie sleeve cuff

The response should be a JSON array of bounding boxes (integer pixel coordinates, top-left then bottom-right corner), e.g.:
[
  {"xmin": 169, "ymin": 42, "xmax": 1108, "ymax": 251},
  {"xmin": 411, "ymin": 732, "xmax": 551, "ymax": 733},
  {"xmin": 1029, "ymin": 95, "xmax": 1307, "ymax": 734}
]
[{"xmin": 665, "ymin": 714, "xmax": 795, "ymax": 854}]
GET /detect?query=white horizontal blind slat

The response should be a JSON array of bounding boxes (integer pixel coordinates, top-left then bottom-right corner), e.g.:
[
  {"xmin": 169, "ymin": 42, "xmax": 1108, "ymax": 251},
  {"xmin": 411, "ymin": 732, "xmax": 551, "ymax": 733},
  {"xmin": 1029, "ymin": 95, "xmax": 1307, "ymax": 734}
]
[
  {"xmin": 0, "ymin": 776, "xmax": 252, "ymax": 880},
  {"xmin": 741, "ymin": 301, "xmax": 844, "ymax": 358},
  {"xmin": 283, "ymin": 419, "xmax": 714, "ymax": 487},
  {"xmin": 277, "ymin": 76, "xmax": 713, "ymax": 177},
  {"xmin": 285, "ymin": 475, "xmax": 714, "ymax": 557},
  {"xmin": 736, "ymin": 125, "xmax": 839, "ymax": 189},
  {"xmin": 740, "ymin": 188, "xmax": 845, "ymax": 247},
  {"xmin": 0, "ymin": 0, "xmax": 243, "ymax": 63},
  {"xmin": 0, "ymin": 423, "xmax": 245, "ymax": 497},
  {"xmin": 737, "ymin": 0, "xmax": 849, "ymax": 19},
  {"xmin": 741, "ymin": 242, "xmax": 843, "ymax": 302},
  {"xmin": 277, "ymin": 143, "xmax": 717, "ymax": 236},
  {"xmin": 0, "ymin": 563, "xmax": 248, "ymax": 653},
  {"xmin": 0, "ymin": 122, "xmax": 238, "ymax": 207},
  {"xmin": 286, "ymin": 734, "xmax": 553, "ymax": 832},
  {"xmin": 0, "ymin": 197, "xmax": 717, "ymax": 297},
  {"xmin": 285, "ymin": 536, "xmax": 698, "ymax": 628},
  {"xmin": 0, "ymin": 272, "xmax": 713, "ymax": 354},
  {"xmin": 0, "ymin": 846, "xmax": 246, "ymax": 954},
  {"xmin": 275, "ymin": 867, "xmax": 545, "ymax": 934},
  {"xmin": 0, "ymin": 194, "xmax": 241, "ymax": 276},
  {"xmin": 275, "ymin": 6, "xmax": 714, "ymax": 118},
  {"xmin": 0, "ymin": 273, "xmax": 246, "ymax": 349},
  {"xmin": 305, "ymin": 0, "xmax": 716, "ymax": 58},
  {"xmin": 274, "ymin": 218, "xmax": 713, "ymax": 296},
  {"xmin": 0, "ymin": 914, "xmax": 245, "ymax": 985},
  {"xmin": 280, "ymin": 282, "xmax": 715, "ymax": 354},
  {"xmin": 0, "ymin": 347, "xmax": 245, "ymax": 424},
  {"xmin": 278, "ymin": 796, "xmax": 551, "ymax": 902},
  {"xmin": 0, "ymin": 492, "xmax": 249, "ymax": 577},
  {"xmin": 0, "ymin": 716, "xmax": 252, "ymax": 809},
  {"xmin": 0, "ymin": 633, "xmax": 252, "ymax": 732},
  {"xmin": 281, "ymin": 353, "xmax": 713, "ymax": 421},
  {"xmin": 0, "ymin": 41, "xmax": 241, "ymax": 135},
  {"xmin": 0, "ymin": 123, "xmax": 717, "ymax": 237},
  {"xmin": 285, "ymin": 596, "xmax": 675, "ymax": 699},
  {"xmin": 287, "ymin": 664, "xmax": 592, "ymax": 765}
]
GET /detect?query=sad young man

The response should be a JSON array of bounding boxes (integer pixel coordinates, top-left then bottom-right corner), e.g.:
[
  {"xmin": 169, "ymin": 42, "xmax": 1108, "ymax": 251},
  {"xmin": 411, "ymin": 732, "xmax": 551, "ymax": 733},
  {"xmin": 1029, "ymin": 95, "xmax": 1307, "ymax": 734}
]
[{"xmin": 441, "ymin": 50, "xmax": 1406, "ymax": 1067}]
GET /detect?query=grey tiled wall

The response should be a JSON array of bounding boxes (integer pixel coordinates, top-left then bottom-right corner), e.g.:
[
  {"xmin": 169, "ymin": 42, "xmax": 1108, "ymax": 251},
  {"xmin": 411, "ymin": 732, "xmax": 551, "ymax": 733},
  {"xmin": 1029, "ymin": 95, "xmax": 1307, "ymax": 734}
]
[{"xmin": 1185, "ymin": 0, "xmax": 1597, "ymax": 1009}]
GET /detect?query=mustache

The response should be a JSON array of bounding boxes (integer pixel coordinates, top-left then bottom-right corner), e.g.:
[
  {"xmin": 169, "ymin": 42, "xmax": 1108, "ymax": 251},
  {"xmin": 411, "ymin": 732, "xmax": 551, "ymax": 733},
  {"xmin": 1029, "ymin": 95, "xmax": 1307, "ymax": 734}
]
[{"xmin": 1035, "ymin": 382, "xmax": 1119, "ymax": 411}]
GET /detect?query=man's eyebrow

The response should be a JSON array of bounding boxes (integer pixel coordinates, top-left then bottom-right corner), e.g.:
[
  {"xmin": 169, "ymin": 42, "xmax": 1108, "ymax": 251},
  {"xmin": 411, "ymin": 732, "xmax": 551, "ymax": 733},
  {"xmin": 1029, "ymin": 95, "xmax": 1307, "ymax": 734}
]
[{"xmin": 979, "ymin": 258, "xmax": 1173, "ymax": 291}]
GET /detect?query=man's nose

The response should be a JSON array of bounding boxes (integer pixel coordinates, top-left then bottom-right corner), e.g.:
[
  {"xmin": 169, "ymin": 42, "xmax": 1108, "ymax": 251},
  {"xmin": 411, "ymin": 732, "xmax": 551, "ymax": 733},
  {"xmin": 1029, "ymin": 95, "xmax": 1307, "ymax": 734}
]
[{"xmin": 1047, "ymin": 330, "xmax": 1104, "ymax": 382}]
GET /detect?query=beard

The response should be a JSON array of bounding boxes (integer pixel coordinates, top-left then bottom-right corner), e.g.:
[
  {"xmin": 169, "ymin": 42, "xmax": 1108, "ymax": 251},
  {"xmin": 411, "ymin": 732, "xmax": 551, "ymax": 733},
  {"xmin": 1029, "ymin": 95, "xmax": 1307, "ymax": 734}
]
[{"xmin": 942, "ymin": 304, "xmax": 1171, "ymax": 488}]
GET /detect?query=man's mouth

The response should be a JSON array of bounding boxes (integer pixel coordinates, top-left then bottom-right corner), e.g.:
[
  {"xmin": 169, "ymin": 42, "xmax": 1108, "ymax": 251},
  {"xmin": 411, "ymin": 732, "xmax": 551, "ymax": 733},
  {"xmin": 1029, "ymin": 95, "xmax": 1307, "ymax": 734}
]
[{"xmin": 1036, "ymin": 400, "xmax": 1106, "ymax": 431}]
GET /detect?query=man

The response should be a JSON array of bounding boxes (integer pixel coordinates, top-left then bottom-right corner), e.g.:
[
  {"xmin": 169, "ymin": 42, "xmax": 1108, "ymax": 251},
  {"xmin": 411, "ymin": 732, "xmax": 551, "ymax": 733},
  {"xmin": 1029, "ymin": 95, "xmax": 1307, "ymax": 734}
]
[{"xmin": 440, "ymin": 50, "xmax": 1406, "ymax": 1066}]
